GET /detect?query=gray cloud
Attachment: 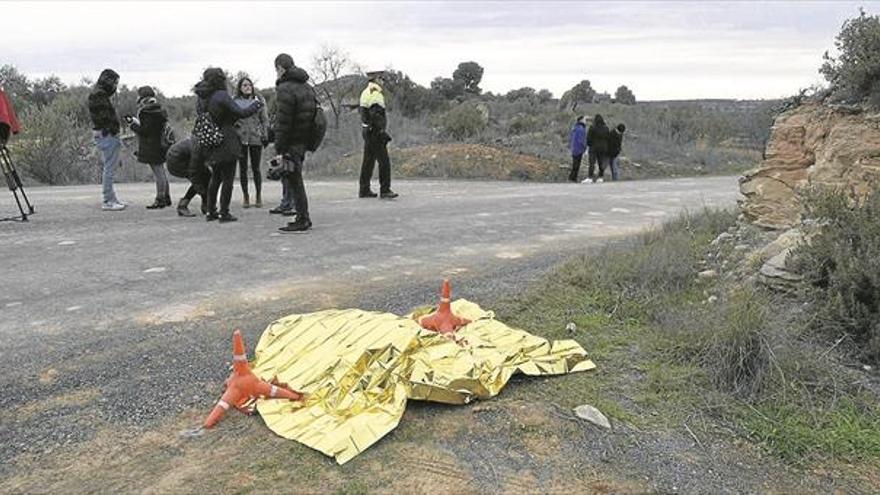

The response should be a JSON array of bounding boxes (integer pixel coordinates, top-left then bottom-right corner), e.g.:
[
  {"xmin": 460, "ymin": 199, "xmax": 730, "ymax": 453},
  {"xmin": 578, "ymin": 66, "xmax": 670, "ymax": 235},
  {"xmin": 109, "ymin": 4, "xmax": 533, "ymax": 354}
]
[{"xmin": 4, "ymin": 1, "xmax": 877, "ymax": 99}]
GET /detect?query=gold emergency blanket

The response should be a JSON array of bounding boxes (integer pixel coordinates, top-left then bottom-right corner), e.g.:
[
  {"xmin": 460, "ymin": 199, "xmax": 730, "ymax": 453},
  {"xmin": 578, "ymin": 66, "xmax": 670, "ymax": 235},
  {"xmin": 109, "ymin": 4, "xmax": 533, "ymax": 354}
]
[{"xmin": 251, "ymin": 300, "xmax": 595, "ymax": 464}]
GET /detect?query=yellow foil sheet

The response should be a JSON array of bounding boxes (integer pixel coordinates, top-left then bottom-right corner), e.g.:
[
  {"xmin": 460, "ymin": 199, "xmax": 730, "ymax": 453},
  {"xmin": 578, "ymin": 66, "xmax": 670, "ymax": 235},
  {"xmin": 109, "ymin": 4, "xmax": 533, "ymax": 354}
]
[{"xmin": 252, "ymin": 300, "xmax": 595, "ymax": 464}]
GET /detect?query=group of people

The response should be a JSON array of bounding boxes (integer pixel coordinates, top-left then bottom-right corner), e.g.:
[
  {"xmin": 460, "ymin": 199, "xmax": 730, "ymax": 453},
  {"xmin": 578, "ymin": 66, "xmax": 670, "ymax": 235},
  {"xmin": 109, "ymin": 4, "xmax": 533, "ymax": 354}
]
[
  {"xmin": 568, "ymin": 114, "xmax": 626, "ymax": 184},
  {"xmin": 86, "ymin": 54, "xmax": 398, "ymax": 233}
]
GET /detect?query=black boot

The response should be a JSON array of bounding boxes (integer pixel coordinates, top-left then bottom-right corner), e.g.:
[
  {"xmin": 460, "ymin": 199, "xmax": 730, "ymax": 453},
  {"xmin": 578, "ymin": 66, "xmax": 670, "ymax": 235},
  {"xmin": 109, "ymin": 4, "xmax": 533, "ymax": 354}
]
[
  {"xmin": 379, "ymin": 190, "xmax": 399, "ymax": 199},
  {"xmin": 206, "ymin": 210, "xmax": 219, "ymax": 221},
  {"xmin": 218, "ymin": 212, "xmax": 238, "ymax": 223},
  {"xmin": 177, "ymin": 198, "xmax": 195, "ymax": 217},
  {"xmin": 359, "ymin": 189, "xmax": 378, "ymax": 198},
  {"xmin": 146, "ymin": 197, "xmax": 163, "ymax": 209},
  {"xmin": 163, "ymin": 195, "xmax": 173, "ymax": 207},
  {"xmin": 279, "ymin": 215, "xmax": 311, "ymax": 233}
]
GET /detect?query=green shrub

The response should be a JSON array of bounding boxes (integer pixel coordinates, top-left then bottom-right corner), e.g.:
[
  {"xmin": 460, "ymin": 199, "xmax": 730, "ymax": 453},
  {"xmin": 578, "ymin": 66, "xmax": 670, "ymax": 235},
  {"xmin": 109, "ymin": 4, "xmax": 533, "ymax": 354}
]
[
  {"xmin": 820, "ymin": 9, "xmax": 880, "ymax": 105},
  {"xmin": 507, "ymin": 114, "xmax": 541, "ymax": 135},
  {"xmin": 13, "ymin": 94, "xmax": 95, "ymax": 185},
  {"xmin": 792, "ymin": 188, "xmax": 880, "ymax": 363},
  {"xmin": 439, "ymin": 104, "xmax": 486, "ymax": 139}
]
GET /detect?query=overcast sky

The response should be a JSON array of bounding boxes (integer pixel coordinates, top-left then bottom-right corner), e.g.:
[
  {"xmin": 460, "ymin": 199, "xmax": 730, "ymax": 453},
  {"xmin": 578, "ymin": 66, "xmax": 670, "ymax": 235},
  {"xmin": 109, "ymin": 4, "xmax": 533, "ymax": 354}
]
[{"xmin": 4, "ymin": 1, "xmax": 877, "ymax": 100}]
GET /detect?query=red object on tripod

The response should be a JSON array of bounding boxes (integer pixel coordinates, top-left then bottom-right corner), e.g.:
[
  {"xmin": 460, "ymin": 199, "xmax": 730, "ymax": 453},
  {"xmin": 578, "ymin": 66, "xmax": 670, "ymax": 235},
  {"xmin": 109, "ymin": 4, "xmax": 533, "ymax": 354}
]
[{"xmin": 0, "ymin": 89, "xmax": 21, "ymax": 138}]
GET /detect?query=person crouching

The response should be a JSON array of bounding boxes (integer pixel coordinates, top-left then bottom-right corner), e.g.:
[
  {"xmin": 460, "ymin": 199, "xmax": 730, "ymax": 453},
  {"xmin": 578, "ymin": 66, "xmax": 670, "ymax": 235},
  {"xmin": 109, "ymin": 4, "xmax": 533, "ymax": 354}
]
[{"xmin": 166, "ymin": 138, "xmax": 210, "ymax": 217}]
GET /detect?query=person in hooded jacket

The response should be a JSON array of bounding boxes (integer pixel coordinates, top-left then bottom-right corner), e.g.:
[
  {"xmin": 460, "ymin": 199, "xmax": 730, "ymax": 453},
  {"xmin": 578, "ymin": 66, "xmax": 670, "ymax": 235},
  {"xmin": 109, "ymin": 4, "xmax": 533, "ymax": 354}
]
[
  {"xmin": 165, "ymin": 137, "xmax": 210, "ymax": 217},
  {"xmin": 233, "ymin": 77, "xmax": 269, "ymax": 208},
  {"xmin": 127, "ymin": 86, "xmax": 171, "ymax": 209},
  {"xmin": 272, "ymin": 53, "xmax": 317, "ymax": 232},
  {"xmin": 608, "ymin": 123, "xmax": 626, "ymax": 181},
  {"xmin": 88, "ymin": 68, "xmax": 125, "ymax": 210},
  {"xmin": 568, "ymin": 115, "xmax": 587, "ymax": 182},
  {"xmin": 192, "ymin": 68, "xmax": 263, "ymax": 223},
  {"xmin": 585, "ymin": 114, "xmax": 612, "ymax": 184}
]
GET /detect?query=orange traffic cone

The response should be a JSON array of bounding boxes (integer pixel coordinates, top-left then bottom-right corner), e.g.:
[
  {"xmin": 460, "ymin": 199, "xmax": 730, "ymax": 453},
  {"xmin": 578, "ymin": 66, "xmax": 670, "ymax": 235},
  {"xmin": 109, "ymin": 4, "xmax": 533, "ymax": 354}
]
[
  {"xmin": 204, "ymin": 329, "xmax": 303, "ymax": 429},
  {"xmin": 419, "ymin": 279, "xmax": 471, "ymax": 334}
]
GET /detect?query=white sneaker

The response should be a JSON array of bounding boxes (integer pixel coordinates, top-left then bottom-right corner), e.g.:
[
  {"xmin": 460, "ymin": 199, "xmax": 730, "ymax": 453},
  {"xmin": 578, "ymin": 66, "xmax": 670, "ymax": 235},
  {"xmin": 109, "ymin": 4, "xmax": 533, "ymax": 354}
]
[
  {"xmin": 596, "ymin": 178, "xmax": 604, "ymax": 184},
  {"xmin": 102, "ymin": 202, "xmax": 126, "ymax": 211},
  {"xmin": 581, "ymin": 178, "xmax": 593, "ymax": 184}
]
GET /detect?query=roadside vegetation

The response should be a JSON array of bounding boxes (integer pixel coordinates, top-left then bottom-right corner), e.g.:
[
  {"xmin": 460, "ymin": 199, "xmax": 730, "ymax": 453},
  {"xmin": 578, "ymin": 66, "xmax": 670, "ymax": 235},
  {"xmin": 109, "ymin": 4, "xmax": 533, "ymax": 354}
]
[
  {"xmin": 495, "ymin": 203, "xmax": 879, "ymax": 478},
  {"xmin": 0, "ymin": 56, "xmax": 773, "ymax": 186}
]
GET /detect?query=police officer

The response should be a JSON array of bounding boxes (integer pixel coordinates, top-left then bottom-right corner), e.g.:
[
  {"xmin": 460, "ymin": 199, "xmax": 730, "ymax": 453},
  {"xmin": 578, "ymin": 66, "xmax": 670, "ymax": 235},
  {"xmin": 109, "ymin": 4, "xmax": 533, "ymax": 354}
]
[{"xmin": 358, "ymin": 72, "xmax": 398, "ymax": 199}]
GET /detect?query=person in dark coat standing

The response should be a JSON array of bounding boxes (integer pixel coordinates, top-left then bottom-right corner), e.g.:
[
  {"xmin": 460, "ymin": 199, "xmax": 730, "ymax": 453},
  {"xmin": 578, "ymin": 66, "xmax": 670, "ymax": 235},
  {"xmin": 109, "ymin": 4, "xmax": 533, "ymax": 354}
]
[
  {"xmin": 165, "ymin": 138, "xmax": 210, "ymax": 217},
  {"xmin": 233, "ymin": 77, "xmax": 269, "ymax": 208},
  {"xmin": 127, "ymin": 86, "xmax": 171, "ymax": 209},
  {"xmin": 585, "ymin": 114, "xmax": 612, "ymax": 184},
  {"xmin": 193, "ymin": 68, "xmax": 263, "ymax": 223},
  {"xmin": 358, "ymin": 72, "xmax": 397, "ymax": 199},
  {"xmin": 608, "ymin": 123, "xmax": 626, "ymax": 181},
  {"xmin": 568, "ymin": 115, "xmax": 587, "ymax": 182},
  {"xmin": 272, "ymin": 53, "xmax": 316, "ymax": 232},
  {"xmin": 88, "ymin": 68, "xmax": 125, "ymax": 210}
]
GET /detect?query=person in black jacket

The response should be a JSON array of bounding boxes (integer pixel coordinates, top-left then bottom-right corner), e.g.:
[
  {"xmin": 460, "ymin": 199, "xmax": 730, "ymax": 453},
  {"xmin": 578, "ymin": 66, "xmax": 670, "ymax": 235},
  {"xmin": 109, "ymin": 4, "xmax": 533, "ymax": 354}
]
[
  {"xmin": 165, "ymin": 138, "xmax": 210, "ymax": 217},
  {"xmin": 192, "ymin": 68, "xmax": 263, "ymax": 223},
  {"xmin": 88, "ymin": 68, "xmax": 125, "ymax": 210},
  {"xmin": 127, "ymin": 86, "xmax": 171, "ymax": 209},
  {"xmin": 358, "ymin": 73, "xmax": 397, "ymax": 199},
  {"xmin": 608, "ymin": 123, "xmax": 626, "ymax": 181},
  {"xmin": 586, "ymin": 114, "xmax": 612, "ymax": 184},
  {"xmin": 272, "ymin": 53, "xmax": 316, "ymax": 233}
]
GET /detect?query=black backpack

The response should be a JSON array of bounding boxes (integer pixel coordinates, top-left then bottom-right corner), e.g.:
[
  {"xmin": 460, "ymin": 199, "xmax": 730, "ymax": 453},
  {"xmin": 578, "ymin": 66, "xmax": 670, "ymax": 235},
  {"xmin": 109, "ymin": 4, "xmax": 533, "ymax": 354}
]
[{"xmin": 306, "ymin": 88, "xmax": 326, "ymax": 152}]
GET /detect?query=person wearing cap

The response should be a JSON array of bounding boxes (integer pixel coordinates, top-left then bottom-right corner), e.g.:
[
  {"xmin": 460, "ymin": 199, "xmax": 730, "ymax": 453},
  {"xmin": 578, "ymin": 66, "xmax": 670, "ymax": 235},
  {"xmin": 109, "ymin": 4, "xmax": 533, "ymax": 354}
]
[
  {"xmin": 272, "ymin": 53, "xmax": 316, "ymax": 232},
  {"xmin": 88, "ymin": 68, "xmax": 125, "ymax": 210},
  {"xmin": 358, "ymin": 72, "xmax": 398, "ymax": 199},
  {"xmin": 127, "ymin": 86, "xmax": 171, "ymax": 209}
]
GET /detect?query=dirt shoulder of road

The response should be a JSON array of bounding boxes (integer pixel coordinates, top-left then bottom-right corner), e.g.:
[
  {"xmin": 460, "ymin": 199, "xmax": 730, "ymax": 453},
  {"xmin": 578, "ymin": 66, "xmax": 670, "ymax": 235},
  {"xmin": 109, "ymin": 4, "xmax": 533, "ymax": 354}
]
[{"xmin": 4, "ymin": 210, "xmax": 878, "ymax": 494}]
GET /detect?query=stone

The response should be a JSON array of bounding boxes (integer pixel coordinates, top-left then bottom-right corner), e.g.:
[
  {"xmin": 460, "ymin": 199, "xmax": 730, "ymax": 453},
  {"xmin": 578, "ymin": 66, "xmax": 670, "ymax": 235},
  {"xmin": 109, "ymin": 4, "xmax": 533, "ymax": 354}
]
[
  {"xmin": 574, "ymin": 404, "xmax": 611, "ymax": 429},
  {"xmin": 759, "ymin": 249, "xmax": 802, "ymax": 290},
  {"xmin": 707, "ymin": 295, "xmax": 719, "ymax": 304},
  {"xmin": 698, "ymin": 269, "xmax": 718, "ymax": 280},
  {"xmin": 734, "ymin": 244, "xmax": 750, "ymax": 251},
  {"xmin": 710, "ymin": 232, "xmax": 734, "ymax": 246},
  {"xmin": 565, "ymin": 322, "xmax": 577, "ymax": 333},
  {"xmin": 740, "ymin": 102, "xmax": 880, "ymax": 230}
]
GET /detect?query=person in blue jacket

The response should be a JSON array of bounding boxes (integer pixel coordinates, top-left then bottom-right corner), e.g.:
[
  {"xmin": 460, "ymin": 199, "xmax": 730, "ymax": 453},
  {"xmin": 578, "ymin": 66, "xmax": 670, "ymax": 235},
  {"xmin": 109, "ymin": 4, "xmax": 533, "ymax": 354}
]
[{"xmin": 568, "ymin": 116, "xmax": 587, "ymax": 182}]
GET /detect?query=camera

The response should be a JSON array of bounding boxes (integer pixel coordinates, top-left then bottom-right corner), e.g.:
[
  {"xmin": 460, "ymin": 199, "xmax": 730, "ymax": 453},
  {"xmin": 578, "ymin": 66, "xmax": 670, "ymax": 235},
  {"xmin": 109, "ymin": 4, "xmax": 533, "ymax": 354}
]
[{"xmin": 266, "ymin": 157, "xmax": 282, "ymax": 181}]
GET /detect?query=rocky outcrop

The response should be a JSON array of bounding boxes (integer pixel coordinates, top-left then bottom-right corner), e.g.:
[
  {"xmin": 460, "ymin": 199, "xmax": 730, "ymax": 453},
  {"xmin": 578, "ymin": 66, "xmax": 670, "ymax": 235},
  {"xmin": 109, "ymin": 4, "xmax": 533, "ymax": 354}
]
[{"xmin": 739, "ymin": 103, "xmax": 880, "ymax": 230}]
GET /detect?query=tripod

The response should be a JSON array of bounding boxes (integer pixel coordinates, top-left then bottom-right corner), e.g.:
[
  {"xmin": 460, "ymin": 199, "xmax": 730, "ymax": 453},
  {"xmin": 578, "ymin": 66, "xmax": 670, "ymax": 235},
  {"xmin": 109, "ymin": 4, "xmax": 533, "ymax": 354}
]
[{"xmin": 1, "ymin": 143, "xmax": 35, "ymax": 222}]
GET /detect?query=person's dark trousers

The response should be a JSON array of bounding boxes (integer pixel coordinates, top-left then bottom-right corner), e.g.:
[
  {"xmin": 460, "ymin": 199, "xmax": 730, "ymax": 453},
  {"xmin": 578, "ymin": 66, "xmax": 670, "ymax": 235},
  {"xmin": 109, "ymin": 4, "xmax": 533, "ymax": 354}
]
[
  {"xmin": 207, "ymin": 160, "xmax": 236, "ymax": 215},
  {"xmin": 569, "ymin": 153, "xmax": 583, "ymax": 182},
  {"xmin": 238, "ymin": 144, "xmax": 262, "ymax": 200},
  {"xmin": 282, "ymin": 151, "xmax": 309, "ymax": 220},
  {"xmin": 360, "ymin": 130, "xmax": 392, "ymax": 193},
  {"xmin": 586, "ymin": 149, "xmax": 598, "ymax": 181},
  {"xmin": 596, "ymin": 155, "xmax": 611, "ymax": 179}
]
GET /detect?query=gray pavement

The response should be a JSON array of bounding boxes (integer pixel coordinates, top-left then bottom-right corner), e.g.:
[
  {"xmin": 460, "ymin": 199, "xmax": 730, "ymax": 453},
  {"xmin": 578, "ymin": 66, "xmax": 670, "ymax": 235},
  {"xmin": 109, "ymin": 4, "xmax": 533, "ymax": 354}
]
[{"xmin": 0, "ymin": 176, "xmax": 739, "ymax": 472}]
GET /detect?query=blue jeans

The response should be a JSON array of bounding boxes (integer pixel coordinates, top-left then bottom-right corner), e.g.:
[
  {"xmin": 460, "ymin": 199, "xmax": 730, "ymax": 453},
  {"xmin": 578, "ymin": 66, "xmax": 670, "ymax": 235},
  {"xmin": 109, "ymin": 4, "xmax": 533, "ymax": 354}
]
[
  {"xmin": 95, "ymin": 132, "xmax": 120, "ymax": 204},
  {"xmin": 280, "ymin": 179, "xmax": 293, "ymax": 210},
  {"xmin": 611, "ymin": 157, "xmax": 621, "ymax": 181}
]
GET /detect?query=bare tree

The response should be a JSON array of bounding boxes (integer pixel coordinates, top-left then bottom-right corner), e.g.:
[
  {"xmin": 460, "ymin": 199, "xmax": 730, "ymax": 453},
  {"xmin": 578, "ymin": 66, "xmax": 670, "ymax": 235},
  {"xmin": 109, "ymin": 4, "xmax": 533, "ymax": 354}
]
[{"xmin": 311, "ymin": 44, "xmax": 357, "ymax": 128}]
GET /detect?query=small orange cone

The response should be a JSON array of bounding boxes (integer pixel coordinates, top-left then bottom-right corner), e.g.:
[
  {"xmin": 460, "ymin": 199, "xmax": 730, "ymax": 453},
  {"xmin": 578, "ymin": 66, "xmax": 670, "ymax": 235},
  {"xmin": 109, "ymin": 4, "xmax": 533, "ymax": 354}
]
[
  {"xmin": 419, "ymin": 279, "xmax": 471, "ymax": 334},
  {"xmin": 204, "ymin": 329, "xmax": 303, "ymax": 429}
]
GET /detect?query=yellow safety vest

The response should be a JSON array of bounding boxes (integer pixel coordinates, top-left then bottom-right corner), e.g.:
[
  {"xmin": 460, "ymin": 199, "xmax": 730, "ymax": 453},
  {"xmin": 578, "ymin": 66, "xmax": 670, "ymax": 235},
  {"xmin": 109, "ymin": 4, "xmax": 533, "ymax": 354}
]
[{"xmin": 359, "ymin": 82, "xmax": 385, "ymax": 108}]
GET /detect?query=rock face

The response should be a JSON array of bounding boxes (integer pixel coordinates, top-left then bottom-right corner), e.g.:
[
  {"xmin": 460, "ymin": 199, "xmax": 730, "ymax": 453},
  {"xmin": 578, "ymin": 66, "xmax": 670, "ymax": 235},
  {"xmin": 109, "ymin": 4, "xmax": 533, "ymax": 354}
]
[{"xmin": 739, "ymin": 103, "xmax": 880, "ymax": 230}]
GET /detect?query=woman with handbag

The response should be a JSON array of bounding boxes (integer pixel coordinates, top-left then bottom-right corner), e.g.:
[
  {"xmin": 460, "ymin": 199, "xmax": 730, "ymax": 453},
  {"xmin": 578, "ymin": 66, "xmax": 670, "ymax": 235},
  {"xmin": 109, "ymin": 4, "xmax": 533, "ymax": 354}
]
[{"xmin": 192, "ymin": 68, "xmax": 263, "ymax": 223}]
